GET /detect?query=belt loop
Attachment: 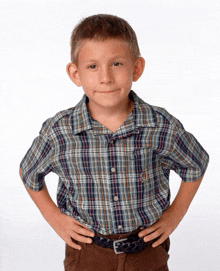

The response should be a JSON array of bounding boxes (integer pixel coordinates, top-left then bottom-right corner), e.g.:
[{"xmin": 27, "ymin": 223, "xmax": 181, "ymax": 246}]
[{"xmin": 117, "ymin": 253, "xmax": 126, "ymax": 271}]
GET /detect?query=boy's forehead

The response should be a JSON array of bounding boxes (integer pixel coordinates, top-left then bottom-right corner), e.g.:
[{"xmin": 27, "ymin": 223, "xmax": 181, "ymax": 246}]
[{"xmin": 78, "ymin": 38, "xmax": 133, "ymax": 60}]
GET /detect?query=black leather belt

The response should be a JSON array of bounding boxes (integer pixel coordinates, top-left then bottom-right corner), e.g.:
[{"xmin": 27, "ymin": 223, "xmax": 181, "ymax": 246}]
[{"xmin": 92, "ymin": 232, "xmax": 148, "ymax": 254}]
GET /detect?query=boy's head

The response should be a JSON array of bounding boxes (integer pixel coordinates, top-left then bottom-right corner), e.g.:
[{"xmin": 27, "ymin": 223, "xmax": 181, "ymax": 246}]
[
  {"xmin": 70, "ymin": 14, "xmax": 141, "ymax": 65},
  {"xmin": 66, "ymin": 14, "xmax": 145, "ymax": 116}
]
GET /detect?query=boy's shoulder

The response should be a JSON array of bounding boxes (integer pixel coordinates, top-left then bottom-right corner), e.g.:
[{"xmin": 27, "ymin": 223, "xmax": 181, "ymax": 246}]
[
  {"xmin": 152, "ymin": 105, "xmax": 184, "ymax": 130},
  {"xmin": 39, "ymin": 107, "xmax": 75, "ymax": 137},
  {"xmin": 39, "ymin": 95, "xmax": 89, "ymax": 137},
  {"xmin": 137, "ymin": 95, "xmax": 184, "ymax": 131}
]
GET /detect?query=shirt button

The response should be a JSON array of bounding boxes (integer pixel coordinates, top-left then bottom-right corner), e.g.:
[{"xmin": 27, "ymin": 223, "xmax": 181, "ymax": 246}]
[
  {"xmin": 134, "ymin": 128, "xmax": 140, "ymax": 134},
  {"xmin": 129, "ymin": 155, "xmax": 134, "ymax": 160},
  {"xmin": 109, "ymin": 140, "xmax": 114, "ymax": 145},
  {"xmin": 114, "ymin": 196, "xmax": 119, "ymax": 201},
  {"xmin": 118, "ymin": 225, "xmax": 122, "ymax": 229},
  {"xmin": 111, "ymin": 167, "xmax": 116, "ymax": 173}
]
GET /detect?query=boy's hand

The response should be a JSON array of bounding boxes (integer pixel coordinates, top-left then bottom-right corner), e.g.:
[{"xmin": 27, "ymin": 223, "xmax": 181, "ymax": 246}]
[
  {"xmin": 138, "ymin": 177, "xmax": 204, "ymax": 247},
  {"xmin": 138, "ymin": 206, "xmax": 182, "ymax": 248},
  {"xmin": 20, "ymin": 179, "xmax": 95, "ymax": 251},
  {"xmin": 50, "ymin": 212, "xmax": 95, "ymax": 250}
]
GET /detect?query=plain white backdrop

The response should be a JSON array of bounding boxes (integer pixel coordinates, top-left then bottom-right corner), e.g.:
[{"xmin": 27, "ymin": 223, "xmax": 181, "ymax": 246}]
[{"xmin": 0, "ymin": 0, "xmax": 219, "ymax": 270}]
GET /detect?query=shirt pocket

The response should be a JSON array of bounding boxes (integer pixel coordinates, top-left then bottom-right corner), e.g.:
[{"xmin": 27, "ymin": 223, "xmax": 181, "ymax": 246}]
[
  {"xmin": 130, "ymin": 148, "xmax": 168, "ymax": 199},
  {"xmin": 142, "ymin": 165, "xmax": 169, "ymax": 202},
  {"xmin": 130, "ymin": 147, "xmax": 153, "ymax": 173}
]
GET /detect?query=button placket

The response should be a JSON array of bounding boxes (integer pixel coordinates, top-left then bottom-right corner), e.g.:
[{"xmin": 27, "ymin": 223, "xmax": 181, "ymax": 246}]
[
  {"xmin": 107, "ymin": 136, "xmax": 122, "ymax": 233},
  {"xmin": 108, "ymin": 139, "xmax": 116, "ymax": 174}
]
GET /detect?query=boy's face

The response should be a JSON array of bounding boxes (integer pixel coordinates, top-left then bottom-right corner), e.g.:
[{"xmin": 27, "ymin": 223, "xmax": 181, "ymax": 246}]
[{"xmin": 67, "ymin": 38, "xmax": 144, "ymax": 114}]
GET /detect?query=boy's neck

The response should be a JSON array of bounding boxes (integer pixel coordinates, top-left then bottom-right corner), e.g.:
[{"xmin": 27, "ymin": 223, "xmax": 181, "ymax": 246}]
[{"xmin": 86, "ymin": 98, "xmax": 134, "ymax": 133}]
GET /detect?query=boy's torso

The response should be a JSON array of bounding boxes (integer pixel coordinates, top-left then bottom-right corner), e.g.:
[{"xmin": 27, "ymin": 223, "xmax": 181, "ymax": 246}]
[
  {"xmin": 20, "ymin": 90, "xmax": 209, "ymax": 235},
  {"xmin": 42, "ymin": 91, "xmax": 178, "ymax": 234}
]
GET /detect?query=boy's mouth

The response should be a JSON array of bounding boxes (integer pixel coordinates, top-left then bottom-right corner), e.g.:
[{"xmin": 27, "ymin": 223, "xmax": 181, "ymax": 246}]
[{"xmin": 98, "ymin": 89, "xmax": 119, "ymax": 94}]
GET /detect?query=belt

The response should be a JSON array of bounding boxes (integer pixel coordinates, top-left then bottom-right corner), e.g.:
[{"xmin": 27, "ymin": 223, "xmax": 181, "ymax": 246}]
[{"xmin": 92, "ymin": 231, "xmax": 148, "ymax": 254}]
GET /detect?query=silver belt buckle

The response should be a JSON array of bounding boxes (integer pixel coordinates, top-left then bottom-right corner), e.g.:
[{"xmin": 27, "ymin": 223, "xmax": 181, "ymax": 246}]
[{"xmin": 113, "ymin": 238, "xmax": 128, "ymax": 254}]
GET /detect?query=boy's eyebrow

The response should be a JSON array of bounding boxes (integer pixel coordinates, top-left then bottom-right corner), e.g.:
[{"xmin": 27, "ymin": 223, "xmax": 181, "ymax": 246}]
[
  {"xmin": 81, "ymin": 59, "xmax": 97, "ymax": 63},
  {"xmin": 111, "ymin": 55, "xmax": 128, "ymax": 60},
  {"xmin": 81, "ymin": 56, "xmax": 129, "ymax": 63}
]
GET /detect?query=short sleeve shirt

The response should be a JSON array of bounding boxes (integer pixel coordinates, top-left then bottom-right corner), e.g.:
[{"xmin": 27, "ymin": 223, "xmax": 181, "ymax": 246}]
[{"xmin": 20, "ymin": 90, "xmax": 209, "ymax": 235}]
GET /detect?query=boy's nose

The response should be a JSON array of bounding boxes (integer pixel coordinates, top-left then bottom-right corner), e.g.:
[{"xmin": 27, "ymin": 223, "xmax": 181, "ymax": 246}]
[{"xmin": 99, "ymin": 67, "xmax": 113, "ymax": 84}]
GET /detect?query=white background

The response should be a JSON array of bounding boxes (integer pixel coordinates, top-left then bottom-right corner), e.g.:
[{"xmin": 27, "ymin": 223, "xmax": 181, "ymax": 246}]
[{"xmin": 0, "ymin": 0, "xmax": 219, "ymax": 270}]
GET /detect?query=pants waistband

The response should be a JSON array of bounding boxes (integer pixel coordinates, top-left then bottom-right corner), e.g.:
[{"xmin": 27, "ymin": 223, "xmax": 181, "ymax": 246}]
[{"xmin": 95, "ymin": 227, "xmax": 142, "ymax": 240}]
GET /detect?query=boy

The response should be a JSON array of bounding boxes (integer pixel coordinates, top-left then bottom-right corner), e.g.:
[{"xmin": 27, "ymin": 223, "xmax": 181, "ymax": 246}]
[{"xmin": 19, "ymin": 14, "xmax": 209, "ymax": 271}]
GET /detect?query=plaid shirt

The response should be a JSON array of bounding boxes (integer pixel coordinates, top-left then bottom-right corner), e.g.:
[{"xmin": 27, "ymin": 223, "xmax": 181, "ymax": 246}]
[{"xmin": 20, "ymin": 90, "xmax": 209, "ymax": 235}]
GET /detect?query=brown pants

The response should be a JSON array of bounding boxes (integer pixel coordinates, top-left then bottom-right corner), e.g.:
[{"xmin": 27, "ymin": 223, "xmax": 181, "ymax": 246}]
[{"xmin": 64, "ymin": 228, "xmax": 170, "ymax": 271}]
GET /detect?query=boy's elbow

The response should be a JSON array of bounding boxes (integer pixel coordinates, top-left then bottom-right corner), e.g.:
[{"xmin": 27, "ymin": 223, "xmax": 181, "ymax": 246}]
[
  {"xmin": 19, "ymin": 168, "xmax": 23, "ymax": 179},
  {"xmin": 196, "ymin": 173, "xmax": 204, "ymax": 183},
  {"xmin": 19, "ymin": 168, "xmax": 30, "ymax": 190}
]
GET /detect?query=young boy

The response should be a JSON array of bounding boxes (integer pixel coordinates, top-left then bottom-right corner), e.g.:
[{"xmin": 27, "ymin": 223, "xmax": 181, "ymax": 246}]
[{"xmin": 19, "ymin": 14, "xmax": 209, "ymax": 271}]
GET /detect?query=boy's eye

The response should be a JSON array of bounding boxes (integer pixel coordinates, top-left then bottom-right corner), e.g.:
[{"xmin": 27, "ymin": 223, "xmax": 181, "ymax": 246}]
[
  {"xmin": 88, "ymin": 64, "xmax": 96, "ymax": 69},
  {"xmin": 113, "ymin": 62, "xmax": 122, "ymax": 67}
]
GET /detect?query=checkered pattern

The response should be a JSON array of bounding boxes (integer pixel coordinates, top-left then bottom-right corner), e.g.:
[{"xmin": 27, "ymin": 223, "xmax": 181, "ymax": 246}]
[{"xmin": 20, "ymin": 90, "xmax": 209, "ymax": 235}]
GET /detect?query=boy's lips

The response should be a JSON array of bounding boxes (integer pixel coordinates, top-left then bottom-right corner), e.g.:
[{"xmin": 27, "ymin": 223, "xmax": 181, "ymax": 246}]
[{"xmin": 98, "ymin": 89, "xmax": 119, "ymax": 94}]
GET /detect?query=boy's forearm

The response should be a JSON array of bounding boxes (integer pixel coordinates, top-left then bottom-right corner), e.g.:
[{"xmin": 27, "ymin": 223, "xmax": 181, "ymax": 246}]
[
  {"xmin": 19, "ymin": 169, "xmax": 60, "ymax": 223},
  {"xmin": 170, "ymin": 174, "xmax": 204, "ymax": 219},
  {"xmin": 139, "ymin": 174, "xmax": 204, "ymax": 247},
  {"xmin": 19, "ymin": 169, "xmax": 95, "ymax": 250}
]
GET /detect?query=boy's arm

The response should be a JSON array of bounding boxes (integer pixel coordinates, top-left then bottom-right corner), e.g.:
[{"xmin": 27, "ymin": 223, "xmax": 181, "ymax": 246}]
[
  {"xmin": 19, "ymin": 169, "xmax": 94, "ymax": 250},
  {"xmin": 138, "ymin": 175, "xmax": 204, "ymax": 247}
]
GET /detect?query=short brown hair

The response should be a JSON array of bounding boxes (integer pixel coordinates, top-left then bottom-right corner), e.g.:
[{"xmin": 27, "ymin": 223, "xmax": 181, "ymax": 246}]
[{"xmin": 70, "ymin": 14, "xmax": 141, "ymax": 64}]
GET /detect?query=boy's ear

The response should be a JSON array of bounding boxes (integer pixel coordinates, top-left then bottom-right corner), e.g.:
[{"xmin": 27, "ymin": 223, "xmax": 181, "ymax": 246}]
[
  {"xmin": 132, "ymin": 57, "xmax": 145, "ymax": 82},
  {"xmin": 66, "ymin": 62, "xmax": 82, "ymax": 87}
]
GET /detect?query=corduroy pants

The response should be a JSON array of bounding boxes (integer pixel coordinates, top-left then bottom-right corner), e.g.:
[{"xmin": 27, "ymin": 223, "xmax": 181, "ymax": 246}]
[{"xmin": 64, "ymin": 228, "xmax": 170, "ymax": 271}]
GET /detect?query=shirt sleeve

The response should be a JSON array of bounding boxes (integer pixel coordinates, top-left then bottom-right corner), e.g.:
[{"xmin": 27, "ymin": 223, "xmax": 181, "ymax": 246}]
[
  {"xmin": 19, "ymin": 119, "xmax": 54, "ymax": 191},
  {"xmin": 161, "ymin": 127, "xmax": 209, "ymax": 182}
]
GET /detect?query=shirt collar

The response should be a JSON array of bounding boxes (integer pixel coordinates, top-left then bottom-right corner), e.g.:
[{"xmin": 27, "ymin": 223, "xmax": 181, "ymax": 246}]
[
  {"xmin": 131, "ymin": 90, "xmax": 156, "ymax": 128},
  {"xmin": 71, "ymin": 90, "xmax": 156, "ymax": 135},
  {"xmin": 71, "ymin": 95, "xmax": 93, "ymax": 135}
]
